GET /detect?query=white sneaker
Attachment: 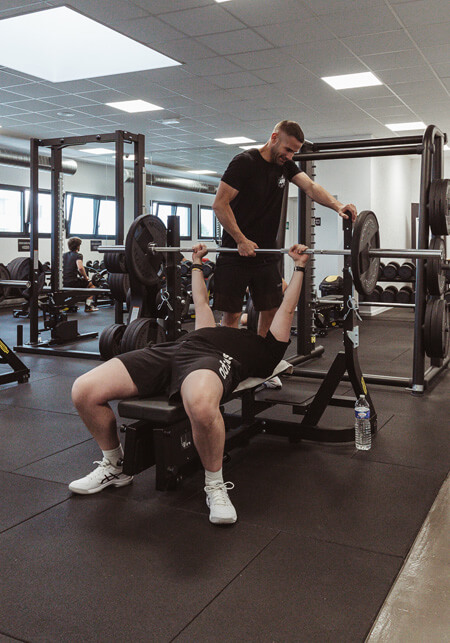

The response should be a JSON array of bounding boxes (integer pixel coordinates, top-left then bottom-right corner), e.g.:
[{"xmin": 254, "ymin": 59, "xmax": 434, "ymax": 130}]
[
  {"xmin": 69, "ymin": 458, "xmax": 133, "ymax": 495},
  {"xmin": 204, "ymin": 481, "xmax": 237, "ymax": 524},
  {"xmin": 263, "ymin": 375, "xmax": 282, "ymax": 389}
]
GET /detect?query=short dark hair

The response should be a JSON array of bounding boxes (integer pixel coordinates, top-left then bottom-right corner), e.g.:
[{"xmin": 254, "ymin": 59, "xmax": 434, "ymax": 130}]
[
  {"xmin": 273, "ymin": 120, "xmax": 305, "ymax": 144},
  {"xmin": 68, "ymin": 237, "xmax": 82, "ymax": 252}
]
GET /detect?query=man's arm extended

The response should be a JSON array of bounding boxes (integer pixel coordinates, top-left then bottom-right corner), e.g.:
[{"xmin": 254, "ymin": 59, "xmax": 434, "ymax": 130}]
[
  {"xmin": 269, "ymin": 245, "xmax": 310, "ymax": 342},
  {"xmin": 292, "ymin": 172, "xmax": 357, "ymax": 221},
  {"xmin": 212, "ymin": 181, "xmax": 258, "ymax": 256},
  {"xmin": 191, "ymin": 244, "xmax": 216, "ymax": 330}
]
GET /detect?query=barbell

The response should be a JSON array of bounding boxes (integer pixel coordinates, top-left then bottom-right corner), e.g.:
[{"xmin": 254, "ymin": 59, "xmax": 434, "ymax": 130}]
[{"xmin": 98, "ymin": 211, "xmax": 445, "ymax": 297}]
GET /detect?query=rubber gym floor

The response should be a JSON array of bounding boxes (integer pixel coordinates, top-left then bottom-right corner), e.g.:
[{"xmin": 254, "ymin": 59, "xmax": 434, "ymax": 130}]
[{"xmin": 0, "ymin": 304, "xmax": 448, "ymax": 642}]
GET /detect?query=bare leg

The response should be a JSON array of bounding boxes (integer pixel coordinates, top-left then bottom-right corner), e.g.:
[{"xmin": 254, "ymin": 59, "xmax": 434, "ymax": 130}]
[
  {"xmin": 181, "ymin": 369, "xmax": 225, "ymax": 472},
  {"xmin": 258, "ymin": 307, "xmax": 278, "ymax": 337},
  {"xmin": 222, "ymin": 311, "xmax": 241, "ymax": 328},
  {"xmin": 86, "ymin": 282, "xmax": 95, "ymax": 306},
  {"xmin": 71, "ymin": 358, "xmax": 139, "ymax": 451}
]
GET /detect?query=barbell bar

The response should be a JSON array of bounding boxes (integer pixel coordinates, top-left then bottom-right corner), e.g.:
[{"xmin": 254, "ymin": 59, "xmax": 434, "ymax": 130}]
[{"xmin": 146, "ymin": 245, "xmax": 443, "ymax": 260}]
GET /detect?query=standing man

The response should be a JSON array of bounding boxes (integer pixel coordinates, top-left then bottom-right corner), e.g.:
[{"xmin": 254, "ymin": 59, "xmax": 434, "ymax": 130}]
[{"xmin": 212, "ymin": 120, "xmax": 358, "ymax": 337}]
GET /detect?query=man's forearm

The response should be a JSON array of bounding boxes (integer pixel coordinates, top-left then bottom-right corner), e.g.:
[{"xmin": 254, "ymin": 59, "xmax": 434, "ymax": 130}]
[
  {"xmin": 308, "ymin": 182, "xmax": 342, "ymax": 212},
  {"xmin": 191, "ymin": 263, "xmax": 209, "ymax": 307},
  {"xmin": 213, "ymin": 202, "xmax": 246, "ymax": 244},
  {"xmin": 278, "ymin": 270, "xmax": 304, "ymax": 315}
]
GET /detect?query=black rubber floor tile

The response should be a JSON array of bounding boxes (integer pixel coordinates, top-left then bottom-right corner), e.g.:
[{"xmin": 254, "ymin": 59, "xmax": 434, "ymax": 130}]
[
  {"xmin": 367, "ymin": 382, "xmax": 450, "ymax": 419},
  {"xmin": 354, "ymin": 414, "xmax": 450, "ymax": 472},
  {"xmin": 174, "ymin": 531, "xmax": 402, "ymax": 643},
  {"xmin": 183, "ymin": 450, "xmax": 445, "ymax": 557},
  {"xmin": 0, "ymin": 406, "xmax": 90, "ymax": 472},
  {"xmin": 0, "ymin": 374, "xmax": 77, "ymax": 413},
  {"xmin": 0, "ymin": 471, "xmax": 68, "ymax": 533},
  {"xmin": 17, "ymin": 353, "xmax": 102, "ymax": 378},
  {"xmin": 0, "ymin": 497, "xmax": 277, "ymax": 643}
]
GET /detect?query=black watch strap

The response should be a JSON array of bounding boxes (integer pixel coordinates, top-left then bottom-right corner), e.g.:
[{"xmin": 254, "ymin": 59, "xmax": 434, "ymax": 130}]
[{"xmin": 294, "ymin": 265, "xmax": 305, "ymax": 273}]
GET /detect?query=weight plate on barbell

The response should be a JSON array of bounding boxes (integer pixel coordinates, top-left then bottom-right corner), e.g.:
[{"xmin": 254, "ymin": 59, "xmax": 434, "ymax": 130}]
[
  {"xmin": 125, "ymin": 214, "xmax": 167, "ymax": 287},
  {"xmin": 120, "ymin": 317, "xmax": 166, "ymax": 353},
  {"xmin": 351, "ymin": 210, "xmax": 381, "ymax": 297},
  {"xmin": 424, "ymin": 298, "xmax": 449, "ymax": 359},
  {"xmin": 99, "ymin": 323, "xmax": 126, "ymax": 360},
  {"xmin": 429, "ymin": 178, "xmax": 450, "ymax": 236},
  {"xmin": 104, "ymin": 252, "xmax": 127, "ymax": 274},
  {"xmin": 426, "ymin": 236, "xmax": 445, "ymax": 296}
]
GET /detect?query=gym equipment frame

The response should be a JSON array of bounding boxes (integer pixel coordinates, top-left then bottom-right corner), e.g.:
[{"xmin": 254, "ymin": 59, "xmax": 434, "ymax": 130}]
[{"xmin": 16, "ymin": 130, "xmax": 146, "ymax": 359}]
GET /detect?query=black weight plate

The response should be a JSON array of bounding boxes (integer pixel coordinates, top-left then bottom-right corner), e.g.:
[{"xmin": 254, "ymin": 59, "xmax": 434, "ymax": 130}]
[
  {"xmin": 424, "ymin": 299, "xmax": 449, "ymax": 359},
  {"xmin": 429, "ymin": 179, "xmax": 450, "ymax": 236},
  {"xmin": 125, "ymin": 214, "xmax": 167, "ymax": 287},
  {"xmin": 121, "ymin": 317, "xmax": 165, "ymax": 353},
  {"xmin": 246, "ymin": 297, "xmax": 259, "ymax": 332},
  {"xmin": 0, "ymin": 263, "xmax": 11, "ymax": 301},
  {"xmin": 104, "ymin": 252, "xmax": 127, "ymax": 274},
  {"xmin": 426, "ymin": 236, "xmax": 445, "ymax": 296},
  {"xmin": 99, "ymin": 323, "xmax": 126, "ymax": 360},
  {"xmin": 107, "ymin": 273, "xmax": 130, "ymax": 301},
  {"xmin": 351, "ymin": 210, "xmax": 380, "ymax": 296}
]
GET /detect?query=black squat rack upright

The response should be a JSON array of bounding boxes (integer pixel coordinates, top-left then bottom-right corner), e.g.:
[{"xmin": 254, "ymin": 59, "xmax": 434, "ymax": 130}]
[
  {"xmin": 292, "ymin": 125, "xmax": 448, "ymax": 394},
  {"xmin": 16, "ymin": 130, "xmax": 146, "ymax": 359}
]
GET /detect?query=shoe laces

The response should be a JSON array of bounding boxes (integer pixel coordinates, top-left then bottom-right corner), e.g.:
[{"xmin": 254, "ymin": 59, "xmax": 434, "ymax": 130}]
[{"xmin": 204, "ymin": 481, "xmax": 234, "ymax": 505}]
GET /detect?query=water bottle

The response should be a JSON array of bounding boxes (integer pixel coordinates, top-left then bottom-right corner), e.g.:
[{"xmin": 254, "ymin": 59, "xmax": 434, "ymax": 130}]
[{"xmin": 354, "ymin": 395, "xmax": 371, "ymax": 450}]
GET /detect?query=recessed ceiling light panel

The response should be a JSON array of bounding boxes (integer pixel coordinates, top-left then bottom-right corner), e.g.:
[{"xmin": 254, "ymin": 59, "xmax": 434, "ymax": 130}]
[
  {"xmin": 385, "ymin": 122, "xmax": 426, "ymax": 132},
  {"xmin": 239, "ymin": 144, "xmax": 264, "ymax": 150},
  {"xmin": 0, "ymin": 6, "xmax": 180, "ymax": 83},
  {"xmin": 106, "ymin": 100, "xmax": 162, "ymax": 113},
  {"xmin": 187, "ymin": 170, "xmax": 216, "ymax": 175},
  {"xmin": 84, "ymin": 148, "xmax": 115, "ymax": 155},
  {"xmin": 215, "ymin": 136, "xmax": 256, "ymax": 145},
  {"xmin": 322, "ymin": 72, "xmax": 382, "ymax": 90}
]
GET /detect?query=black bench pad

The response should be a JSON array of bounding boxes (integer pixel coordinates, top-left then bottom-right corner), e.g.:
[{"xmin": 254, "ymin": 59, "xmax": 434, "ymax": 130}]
[{"xmin": 118, "ymin": 396, "xmax": 187, "ymax": 424}]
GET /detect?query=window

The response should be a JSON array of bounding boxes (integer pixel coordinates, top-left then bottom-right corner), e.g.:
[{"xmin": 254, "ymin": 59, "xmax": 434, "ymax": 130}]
[
  {"xmin": 198, "ymin": 205, "xmax": 222, "ymax": 241},
  {"xmin": 66, "ymin": 192, "xmax": 116, "ymax": 238},
  {"xmin": 24, "ymin": 190, "xmax": 52, "ymax": 234},
  {"xmin": 0, "ymin": 188, "xmax": 23, "ymax": 233},
  {"xmin": 150, "ymin": 201, "xmax": 191, "ymax": 239}
]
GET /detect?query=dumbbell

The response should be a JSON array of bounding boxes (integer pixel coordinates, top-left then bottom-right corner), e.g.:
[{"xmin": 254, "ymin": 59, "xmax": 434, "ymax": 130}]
[
  {"xmin": 398, "ymin": 261, "xmax": 415, "ymax": 281},
  {"xmin": 396, "ymin": 285, "xmax": 414, "ymax": 303},
  {"xmin": 381, "ymin": 285, "xmax": 398, "ymax": 302},
  {"xmin": 92, "ymin": 260, "xmax": 100, "ymax": 269},
  {"xmin": 86, "ymin": 260, "xmax": 93, "ymax": 268},
  {"xmin": 202, "ymin": 260, "xmax": 215, "ymax": 278},
  {"xmin": 382, "ymin": 261, "xmax": 400, "ymax": 280},
  {"xmin": 368, "ymin": 285, "xmax": 383, "ymax": 302},
  {"xmin": 378, "ymin": 262, "xmax": 385, "ymax": 279},
  {"xmin": 180, "ymin": 260, "xmax": 192, "ymax": 278}
]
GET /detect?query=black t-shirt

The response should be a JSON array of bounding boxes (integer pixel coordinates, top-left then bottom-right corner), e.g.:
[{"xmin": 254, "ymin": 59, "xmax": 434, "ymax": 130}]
[
  {"xmin": 220, "ymin": 148, "xmax": 301, "ymax": 254},
  {"xmin": 63, "ymin": 251, "xmax": 83, "ymax": 286},
  {"xmin": 177, "ymin": 326, "xmax": 290, "ymax": 380}
]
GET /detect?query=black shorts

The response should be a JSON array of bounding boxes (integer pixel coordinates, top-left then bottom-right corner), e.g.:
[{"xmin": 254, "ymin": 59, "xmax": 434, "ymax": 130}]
[
  {"xmin": 116, "ymin": 339, "xmax": 242, "ymax": 403},
  {"xmin": 213, "ymin": 255, "xmax": 283, "ymax": 313}
]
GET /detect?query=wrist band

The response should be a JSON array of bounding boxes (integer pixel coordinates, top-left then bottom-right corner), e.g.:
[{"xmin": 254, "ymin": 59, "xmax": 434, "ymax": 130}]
[
  {"xmin": 191, "ymin": 265, "xmax": 203, "ymax": 272},
  {"xmin": 294, "ymin": 265, "xmax": 305, "ymax": 273}
]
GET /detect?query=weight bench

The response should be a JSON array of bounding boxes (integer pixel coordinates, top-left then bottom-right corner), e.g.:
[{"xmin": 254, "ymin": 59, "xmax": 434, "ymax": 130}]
[{"xmin": 119, "ymin": 360, "xmax": 293, "ymax": 491}]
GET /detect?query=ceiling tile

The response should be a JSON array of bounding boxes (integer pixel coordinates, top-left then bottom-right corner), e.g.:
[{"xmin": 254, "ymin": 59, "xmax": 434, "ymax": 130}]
[
  {"xmin": 224, "ymin": 0, "xmax": 314, "ymax": 27},
  {"xmin": 360, "ymin": 50, "xmax": 426, "ymax": 71},
  {"xmin": 255, "ymin": 18, "xmax": 334, "ymax": 47},
  {"xmin": 112, "ymin": 16, "xmax": 184, "ymax": 44},
  {"xmin": 282, "ymin": 38, "xmax": 350, "ymax": 64},
  {"xmin": 133, "ymin": 0, "xmax": 210, "ymax": 13},
  {"xmin": 389, "ymin": 79, "xmax": 448, "ymax": 98},
  {"xmin": 301, "ymin": 0, "xmax": 386, "ymax": 16},
  {"xmin": 226, "ymin": 49, "xmax": 293, "ymax": 72},
  {"xmin": 197, "ymin": 30, "xmax": 271, "ymax": 56},
  {"xmin": 433, "ymin": 62, "xmax": 450, "ymax": 77},
  {"xmin": 182, "ymin": 57, "xmax": 242, "ymax": 77},
  {"xmin": 1, "ymin": 83, "xmax": 67, "ymax": 100},
  {"xmin": 391, "ymin": 0, "xmax": 447, "ymax": 26},
  {"xmin": 210, "ymin": 71, "xmax": 266, "ymax": 90},
  {"xmin": 0, "ymin": 70, "xmax": 34, "ymax": 88},
  {"xmin": 342, "ymin": 30, "xmax": 414, "ymax": 55},
  {"xmin": 155, "ymin": 37, "xmax": 216, "ymax": 62},
  {"xmin": 407, "ymin": 22, "xmax": 450, "ymax": 47},
  {"xmin": 318, "ymin": 5, "xmax": 402, "ymax": 38},
  {"xmin": 301, "ymin": 56, "xmax": 366, "ymax": 77},
  {"xmin": 160, "ymin": 6, "xmax": 245, "ymax": 36},
  {"xmin": 420, "ymin": 43, "xmax": 450, "ymax": 64},
  {"xmin": 378, "ymin": 66, "xmax": 435, "ymax": 85}
]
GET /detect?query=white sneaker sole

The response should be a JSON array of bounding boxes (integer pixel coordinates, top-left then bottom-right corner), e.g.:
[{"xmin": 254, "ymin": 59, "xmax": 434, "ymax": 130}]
[
  {"xmin": 69, "ymin": 476, "xmax": 133, "ymax": 495},
  {"xmin": 209, "ymin": 514, "xmax": 237, "ymax": 525}
]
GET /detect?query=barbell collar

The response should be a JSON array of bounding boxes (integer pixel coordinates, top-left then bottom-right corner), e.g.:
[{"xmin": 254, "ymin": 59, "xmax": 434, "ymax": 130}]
[
  {"xmin": 0, "ymin": 279, "xmax": 31, "ymax": 287},
  {"xmin": 97, "ymin": 245, "xmax": 126, "ymax": 253},
  {"xmin": 146, "ymin": 245, "xmax": 443, "ymax": 260}
]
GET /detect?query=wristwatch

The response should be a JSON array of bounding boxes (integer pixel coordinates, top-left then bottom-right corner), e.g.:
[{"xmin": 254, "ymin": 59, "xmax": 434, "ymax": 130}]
[{"xmin": 294, "ymin": 265, "xmax": 305, "ymax": 272}]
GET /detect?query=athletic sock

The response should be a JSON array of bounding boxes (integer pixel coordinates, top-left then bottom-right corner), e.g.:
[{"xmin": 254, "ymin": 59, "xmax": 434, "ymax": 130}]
[
  {"xmin": 205, "ymin": 468, "xmax": 223, "ymax": 486},
  {"xmin": 102, "ymin": 444, "xmax": 124, "ymax": 469}
]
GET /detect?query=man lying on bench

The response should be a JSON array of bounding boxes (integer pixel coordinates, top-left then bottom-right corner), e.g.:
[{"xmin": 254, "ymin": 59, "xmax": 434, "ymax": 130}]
[{"xmin": 69, "ymin": 243, "xmax": 309, "ymax": 524}]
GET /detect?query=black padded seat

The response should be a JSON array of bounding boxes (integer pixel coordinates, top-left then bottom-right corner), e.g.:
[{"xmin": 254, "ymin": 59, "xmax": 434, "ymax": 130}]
[{"xmin": 118, "ymin": 396, "xmax": 187, "ymax": 424}]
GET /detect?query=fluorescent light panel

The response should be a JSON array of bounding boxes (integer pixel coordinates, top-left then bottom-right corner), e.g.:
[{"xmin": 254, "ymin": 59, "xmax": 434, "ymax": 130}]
[
  {"xmin": 385, "ymin": 122, "xmax": 426, "ymax": 131},
  {"xmin": 107, "ymin": 99, "xmax": 162, "ymax": 113},
  {"xmin": 84, "ymin": 148, "xmax": 114, "ymax": 155},
  {"xmin": 215, "ymin": 136, "xmax": 255, "ymax": 145},
  {"xmin": 239, "ymin": 144, "xmax": 264, "ymax": 150},
  {"xmin": 0, "ymin": 6, "xmax": 180, "ymax": 82},
  {"xmin": 187, "ymin": 170, "xmax": 216, "ymax": 175},
  {"xmin": 322, "ymin": 72, "xmax": 382, "ymax": 90}
]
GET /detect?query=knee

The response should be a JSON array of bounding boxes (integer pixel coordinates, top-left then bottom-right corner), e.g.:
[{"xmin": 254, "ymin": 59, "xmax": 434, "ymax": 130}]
[
  {"xmin": 72, "ymin": 374, "xmax": 99, "ymax": 409},
  {"xmin": 183, "ymin": 393, "xmax": 218, "ymax": 428}
]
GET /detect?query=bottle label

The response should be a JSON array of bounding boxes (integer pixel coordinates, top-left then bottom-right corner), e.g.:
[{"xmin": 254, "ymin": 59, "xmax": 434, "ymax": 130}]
[{"xmin": 355, "ymin": 409, "xmax": 370, "ymax": 419}]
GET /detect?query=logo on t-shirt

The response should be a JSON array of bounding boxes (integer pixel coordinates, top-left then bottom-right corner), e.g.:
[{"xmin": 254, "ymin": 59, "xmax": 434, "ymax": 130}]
[
  {"xmin": 219, "ymin": 353, "xmax": 233, "ymax": 379},
  {"xmin": 278, "ymin": 175, "xmax": 286, "ymax": 188}
]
